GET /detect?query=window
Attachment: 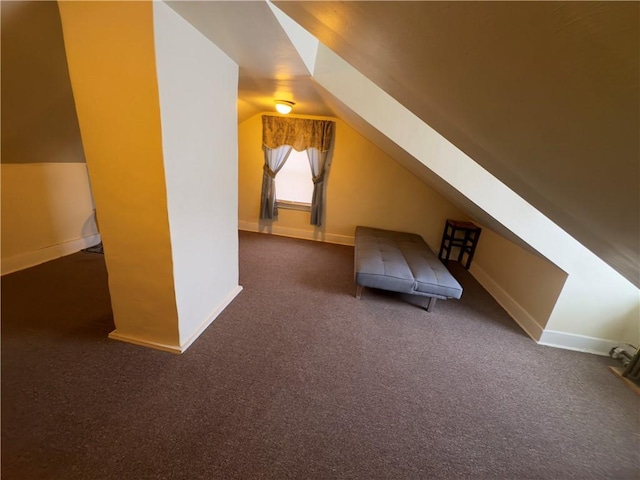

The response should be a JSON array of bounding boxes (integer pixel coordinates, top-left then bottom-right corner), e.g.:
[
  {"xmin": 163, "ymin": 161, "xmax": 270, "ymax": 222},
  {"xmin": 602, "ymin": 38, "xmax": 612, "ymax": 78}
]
[
  {"xmin": 260, "ymin": 115, "xmax": 334, "ymax": 226},
  {"xmin": 276, "ymin": 149, "xmax": 313, "ymax": 211}
]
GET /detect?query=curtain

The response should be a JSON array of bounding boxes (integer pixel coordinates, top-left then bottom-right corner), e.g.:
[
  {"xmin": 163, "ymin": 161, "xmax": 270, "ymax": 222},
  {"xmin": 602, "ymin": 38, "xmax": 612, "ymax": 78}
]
[
  {"xmin": 263, "ymin": 115, "xmax": 334, "ymax": 152},
  {"xmin": 306, "ymin": 147, "xmax": 330, "ymax": 226},
  {"xmin": 259, "ymin": 145, "xmax": 293, "ymax": 220},
  {"xmin": 260, "ymin": 115, "xmax": 335, "ymax": 225}
]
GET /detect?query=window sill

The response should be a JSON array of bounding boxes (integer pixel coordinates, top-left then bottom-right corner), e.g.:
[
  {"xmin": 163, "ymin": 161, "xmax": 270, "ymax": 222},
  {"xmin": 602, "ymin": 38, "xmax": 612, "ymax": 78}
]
[{"xmin": 276, "ymin": 200, "xmax": 311, "ymax": 212}]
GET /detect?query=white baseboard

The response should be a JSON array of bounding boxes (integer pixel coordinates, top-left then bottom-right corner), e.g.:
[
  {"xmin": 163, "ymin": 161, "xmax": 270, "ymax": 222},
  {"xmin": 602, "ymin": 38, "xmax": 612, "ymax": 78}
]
[
  {"xmin": 179, "ymin": 285, "xmax": 244, "ymax": 352},
  {"xmin": 537, "ymin": 330, "xmax": 623, "ymax": 356},
  {"xmin": 238, "ymin": 220, "xmax": 354, "ymax": 246},
  {"xmin": 469, "ymin": 263, "xmax": 625, "ymax": 356},
  {"xmin": 109, "ymin": 285, "xmax": 244, "ymax": 355},
  {"xmin": 1, "ymin": 233, "xmax": 102, "ymax": 276},
  {"xmin": 468, "ymin": 263, "xmax": 544, "ymax": 341}
]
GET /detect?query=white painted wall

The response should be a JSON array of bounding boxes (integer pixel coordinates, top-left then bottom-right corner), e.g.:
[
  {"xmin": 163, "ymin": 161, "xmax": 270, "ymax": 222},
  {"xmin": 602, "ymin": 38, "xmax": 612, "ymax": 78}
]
[
  {"xmin": 272, "ymin": 7, "xmax": 640, "ymax": 354},
  {"xmin": 1, "ymin": 163, "xmax": 100, "ymax": 275},
  {"xmin": 153, "ymin": 1, "xmax": 241, "ymax": 349}
]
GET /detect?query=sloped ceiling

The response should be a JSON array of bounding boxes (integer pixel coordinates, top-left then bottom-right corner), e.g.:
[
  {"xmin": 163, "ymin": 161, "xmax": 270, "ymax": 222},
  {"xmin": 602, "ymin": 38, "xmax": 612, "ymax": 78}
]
[
  {"xmin": 167, "ymin": 1, "xmax": 639, "ymax": 287},
  {"xmin": 167, "ymin": 1, "xmax": 531, "ymax": 254},
  {"xmin": 310, "ymin": 80, "xmax": 540, "ymax": 256},
  {"xmin": 1, "ymin": 1, "xmax": 85, "ymax": 164},
  {"xmin": 273, "ymin": 1, "xmax": 640, "ymax": 287}
]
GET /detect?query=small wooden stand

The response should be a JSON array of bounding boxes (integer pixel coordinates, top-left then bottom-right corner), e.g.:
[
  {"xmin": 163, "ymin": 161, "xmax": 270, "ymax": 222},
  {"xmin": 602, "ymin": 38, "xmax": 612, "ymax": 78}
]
[{"xmin": 438, "ymin": 219, "xmax": 481, "ymax": 269}]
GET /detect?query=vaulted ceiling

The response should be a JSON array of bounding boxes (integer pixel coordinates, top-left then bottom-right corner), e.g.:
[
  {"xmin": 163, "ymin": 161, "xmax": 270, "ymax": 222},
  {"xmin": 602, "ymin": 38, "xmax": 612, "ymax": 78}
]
[{"xmin": 169, "ymin": 1, "xmax": 639, "ymax": 287}]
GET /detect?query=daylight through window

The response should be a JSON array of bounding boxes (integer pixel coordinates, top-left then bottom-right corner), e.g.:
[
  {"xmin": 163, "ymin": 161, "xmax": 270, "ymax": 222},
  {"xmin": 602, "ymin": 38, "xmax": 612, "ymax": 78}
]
[{"xmin": 276, "ymin": 149, "xmax": 313, "ymax": 207}]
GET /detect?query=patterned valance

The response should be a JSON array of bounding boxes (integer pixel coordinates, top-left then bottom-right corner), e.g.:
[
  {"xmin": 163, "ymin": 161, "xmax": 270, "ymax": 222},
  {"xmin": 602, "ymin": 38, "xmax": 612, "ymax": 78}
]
[{"xmin": 262, "ymin": 115, "xmax": 335, "ymax": 152}]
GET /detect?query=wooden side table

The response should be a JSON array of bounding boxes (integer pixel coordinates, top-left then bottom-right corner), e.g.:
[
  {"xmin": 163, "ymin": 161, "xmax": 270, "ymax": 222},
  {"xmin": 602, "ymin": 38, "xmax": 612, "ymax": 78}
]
[{"xmin": 438, "ymin": 219, "xmax": 481, "ymax": 269}]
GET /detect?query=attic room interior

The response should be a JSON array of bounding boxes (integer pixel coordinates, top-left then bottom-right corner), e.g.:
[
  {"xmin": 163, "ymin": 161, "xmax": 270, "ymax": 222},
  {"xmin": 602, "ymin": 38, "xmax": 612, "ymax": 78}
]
[{"xmin": 2, "ymin": 1, "xmax": 639, "ymax": 478}]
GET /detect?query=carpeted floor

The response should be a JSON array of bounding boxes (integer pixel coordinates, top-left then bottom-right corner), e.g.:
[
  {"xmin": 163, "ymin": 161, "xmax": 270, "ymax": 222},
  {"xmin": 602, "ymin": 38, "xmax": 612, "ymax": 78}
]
[{"xmin": 2, "ymin": 231, "xmax": 638, "ymax": 479}]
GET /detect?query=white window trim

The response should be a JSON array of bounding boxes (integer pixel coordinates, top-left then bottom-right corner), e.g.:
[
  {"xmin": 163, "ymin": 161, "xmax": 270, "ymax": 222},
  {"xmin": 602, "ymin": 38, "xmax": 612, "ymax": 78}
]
[{"xmin": 276, "ymin": 200, "xmax": 311, "ymax": 212}]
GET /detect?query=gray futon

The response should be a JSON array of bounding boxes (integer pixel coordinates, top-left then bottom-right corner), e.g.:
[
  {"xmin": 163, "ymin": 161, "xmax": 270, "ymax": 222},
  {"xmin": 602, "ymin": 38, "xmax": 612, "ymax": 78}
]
[{"xmin": 354, "ymin": 226, "xmax": 463, "ymax": 311}]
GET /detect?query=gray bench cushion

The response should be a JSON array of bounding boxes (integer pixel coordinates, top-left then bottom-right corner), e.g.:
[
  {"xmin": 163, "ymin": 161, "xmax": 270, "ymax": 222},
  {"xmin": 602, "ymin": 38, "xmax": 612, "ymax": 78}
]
[{"xmin": 355, "ymin": 226, "xmax": 463, "ymax": 300}]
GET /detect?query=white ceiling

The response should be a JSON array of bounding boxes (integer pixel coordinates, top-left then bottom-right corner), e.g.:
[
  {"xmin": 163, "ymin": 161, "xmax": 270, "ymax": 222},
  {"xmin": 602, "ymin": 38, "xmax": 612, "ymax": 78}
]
[
  {"xmin": 167, "ymin": 1, "xmax": 335, "ymax": 122},
  {"xmin": 168, "ymin": 1, "xmax": 639, "ymax": 287}
]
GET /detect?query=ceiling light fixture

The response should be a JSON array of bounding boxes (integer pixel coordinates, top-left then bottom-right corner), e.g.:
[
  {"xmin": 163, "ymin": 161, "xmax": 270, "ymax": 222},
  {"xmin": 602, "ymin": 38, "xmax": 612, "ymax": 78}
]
[{"xmin": 274, "ymin": 100, "xmax": 295, "ymax": 114}]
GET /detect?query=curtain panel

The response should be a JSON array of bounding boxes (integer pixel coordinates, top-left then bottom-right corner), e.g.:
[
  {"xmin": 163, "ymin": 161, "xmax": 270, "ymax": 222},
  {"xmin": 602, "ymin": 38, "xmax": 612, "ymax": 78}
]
[
  {"xmin": 259, "ymin": 145, "xmax": 293, "ymax": 220},
  {"xmin": 306, "ymin": 147, "xmax": 330, "ymax": 226}
]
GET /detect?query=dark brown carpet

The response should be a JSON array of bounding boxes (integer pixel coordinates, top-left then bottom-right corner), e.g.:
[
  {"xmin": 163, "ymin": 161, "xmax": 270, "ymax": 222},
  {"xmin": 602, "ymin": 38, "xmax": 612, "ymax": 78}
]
[{"xmin": 2, "ymin": 231, "xmax": 638, "ymax": 479}]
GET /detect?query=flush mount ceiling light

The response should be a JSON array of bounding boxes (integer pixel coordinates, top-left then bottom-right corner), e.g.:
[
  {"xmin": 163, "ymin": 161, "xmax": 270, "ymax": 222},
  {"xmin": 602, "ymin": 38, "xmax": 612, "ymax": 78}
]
[{"xmin": 274, "ymin": 100, "xmax": 295, "ymax": 114}]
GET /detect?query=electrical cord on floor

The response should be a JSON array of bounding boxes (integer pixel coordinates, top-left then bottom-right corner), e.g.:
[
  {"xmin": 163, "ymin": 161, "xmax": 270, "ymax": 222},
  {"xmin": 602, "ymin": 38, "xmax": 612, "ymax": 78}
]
[{"xmin": 609, "ymin": 344, "xmax": 638, "ymax": 366}]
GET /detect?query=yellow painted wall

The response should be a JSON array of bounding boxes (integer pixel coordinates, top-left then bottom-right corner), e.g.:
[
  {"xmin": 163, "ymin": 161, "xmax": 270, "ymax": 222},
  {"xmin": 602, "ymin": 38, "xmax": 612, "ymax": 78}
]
[
  {"xmin": 470, "ymin": 227, "xmax": 568, "ymax": 337},
  {"xmin": 58, "ymin": 1, "xmax": 179, "ymax": 348},
  {"xmin": 239, "ymin": 112, "xmax": 467, "ymax": 249},
  {"xmin": 1, "ymin": 163, "xmax": 99, "ymax": 274}
]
